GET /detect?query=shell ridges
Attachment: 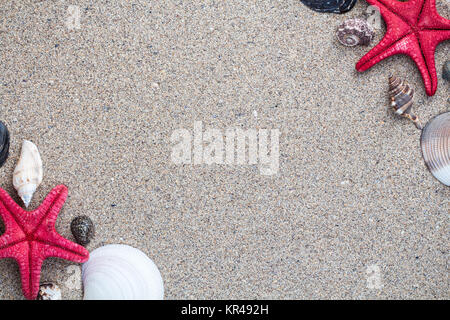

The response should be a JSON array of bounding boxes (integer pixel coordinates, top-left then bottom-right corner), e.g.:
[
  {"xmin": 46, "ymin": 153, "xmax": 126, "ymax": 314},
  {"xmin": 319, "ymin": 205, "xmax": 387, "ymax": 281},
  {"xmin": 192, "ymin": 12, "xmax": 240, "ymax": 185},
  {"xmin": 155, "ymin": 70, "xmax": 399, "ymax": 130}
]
[
  {"xmin": 82, "ymin": 244, "xmax": 164, "ymax": 300},
  {"xmin": 420, "ymin": 112, "xmax": 450, "ymax": 186}
]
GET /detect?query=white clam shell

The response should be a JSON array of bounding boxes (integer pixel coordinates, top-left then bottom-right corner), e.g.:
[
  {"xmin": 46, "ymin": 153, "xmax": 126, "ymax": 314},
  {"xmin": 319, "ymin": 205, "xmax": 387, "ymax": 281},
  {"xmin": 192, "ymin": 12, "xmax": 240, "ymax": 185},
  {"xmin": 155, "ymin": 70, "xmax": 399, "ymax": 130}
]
[
  {"xmin": 421, "ymin": 112, "xmax": 450, "ymax": 186},
  {"xmin": 12, "ymin": 140, "xmax": 43, "ymax": 208},
  {"xmin": 82, "ymin": 244, "xmax": 164, "ymax": 300}
]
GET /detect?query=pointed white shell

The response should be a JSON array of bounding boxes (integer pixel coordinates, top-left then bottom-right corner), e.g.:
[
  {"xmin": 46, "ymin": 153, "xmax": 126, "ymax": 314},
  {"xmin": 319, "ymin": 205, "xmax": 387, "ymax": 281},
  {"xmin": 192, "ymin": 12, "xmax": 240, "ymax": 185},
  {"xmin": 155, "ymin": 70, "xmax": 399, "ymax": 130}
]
[
  {"xmin": 12, "ymin": 140, "xmax": 43, "ymax": 208},
  {"xmin": 82, "ymin": 244, "xmax": 164, "ymax": 300}
]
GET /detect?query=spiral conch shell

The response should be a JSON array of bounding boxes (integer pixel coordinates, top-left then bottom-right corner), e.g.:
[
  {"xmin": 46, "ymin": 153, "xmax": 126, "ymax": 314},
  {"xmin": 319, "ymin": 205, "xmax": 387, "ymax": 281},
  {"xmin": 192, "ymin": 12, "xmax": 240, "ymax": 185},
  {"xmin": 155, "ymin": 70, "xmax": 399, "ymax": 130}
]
[
  {"xmin": 420, "ymin": 112, "xmax": 450, "ymax": 186},
  {"xmin": 82, "ymin": 244, "xmax": 164, "ymax": 300},
  {"xmin": 336, "ymin": 18, "xmax": 374, "ymax": 47},
  {"xmin": 388, "ymin": 74, "xmax": 422, "ymax": 129},
  {"xmin": 13, "ymin": 140, "xmax": 43, "ymax": 208}
]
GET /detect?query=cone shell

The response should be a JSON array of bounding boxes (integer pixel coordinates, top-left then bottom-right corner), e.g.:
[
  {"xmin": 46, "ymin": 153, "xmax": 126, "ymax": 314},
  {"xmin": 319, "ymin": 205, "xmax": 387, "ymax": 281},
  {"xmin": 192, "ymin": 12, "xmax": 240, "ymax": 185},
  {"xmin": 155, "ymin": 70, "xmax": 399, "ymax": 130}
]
[
  {"xmin": 389, "ymin": 75, "xmax": 414, "ymax": 115},
  {"xmin": 13, "ymin": 140, "xmax": 43, "ymax": 208},
  {"xmin": 336, "ymin": 18, "xmax": 374, "ymax": 47},
  {"xmin": 0, "ymin": 121, "xmax": 10, "ymax": 168},
  {"xmin": 420, "ymin": 112, "xmax": 450, "ymax": 186},
  {"xmin": 82, "ymin": 244, "xmax": 164, "ymax": 300}
]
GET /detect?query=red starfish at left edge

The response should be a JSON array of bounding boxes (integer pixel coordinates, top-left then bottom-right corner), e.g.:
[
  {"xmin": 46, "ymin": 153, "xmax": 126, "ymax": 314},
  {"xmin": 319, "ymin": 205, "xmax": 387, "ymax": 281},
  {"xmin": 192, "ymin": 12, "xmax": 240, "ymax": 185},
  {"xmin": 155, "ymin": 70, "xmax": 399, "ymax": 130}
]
[
  {"xmin": 0, "ymin": 185, "xmax": 89, "ymax": 300},
  {"xmin": 357, "ymin": 0, "xmax": 450, "ymax": 96}
]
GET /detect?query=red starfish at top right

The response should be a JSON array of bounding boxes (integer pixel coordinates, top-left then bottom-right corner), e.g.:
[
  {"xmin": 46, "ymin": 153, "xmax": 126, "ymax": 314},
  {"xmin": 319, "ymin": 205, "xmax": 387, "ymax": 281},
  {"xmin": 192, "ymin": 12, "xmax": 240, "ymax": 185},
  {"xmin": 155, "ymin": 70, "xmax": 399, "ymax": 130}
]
[{"xmin": 356, "ymin": 0, "xmax": 450, "ymax": 96}]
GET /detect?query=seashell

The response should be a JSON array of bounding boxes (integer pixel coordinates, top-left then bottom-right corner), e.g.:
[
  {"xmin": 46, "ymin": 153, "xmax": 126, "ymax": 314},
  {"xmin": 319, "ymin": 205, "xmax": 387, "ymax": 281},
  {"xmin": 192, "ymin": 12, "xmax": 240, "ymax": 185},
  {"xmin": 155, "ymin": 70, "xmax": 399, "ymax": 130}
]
[
  {"xmin": 300, "ymin": 0, "xmax": 357, "ymax": 14},
  {"xmin": 388, "ymin": 74, "xmax": 422, "ymax": 129},
  {"xmin": 337, "ymin": 18, "xmax": 374, "ymax": 47},
  {"xmin": 82, "ymin": 244, "xmax": 164, "ymax": 300},
  {"xmin": 37, "ymin": 282, "xmax": 62, "ymax": 300},
  {"xmin": 443, "ymin": 60, "xmax": 450, "ymax": 82},
  {"xmin": 0, "ymin": 121, "xmax": 10, "ymax": 168},
  {"xmin": 13, "ymin": 140, "xmax": 43, "ymax": 208},
  {"xmin": 71, "ymin": 215, "xmax": 95, "ymax": 246},
  {"xmin": 420, "ymin": 112, "xmax": 450, "ymax": 186}
]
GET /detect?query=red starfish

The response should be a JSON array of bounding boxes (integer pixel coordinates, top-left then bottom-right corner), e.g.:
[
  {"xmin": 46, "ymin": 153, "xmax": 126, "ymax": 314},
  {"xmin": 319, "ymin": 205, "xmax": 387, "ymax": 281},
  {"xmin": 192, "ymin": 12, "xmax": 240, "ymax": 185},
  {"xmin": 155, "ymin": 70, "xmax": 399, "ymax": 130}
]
[
  {"xmin": 0, "ymin": 185, "xmax": 89, "ymax": 300},
  {"xmin": 356, "ymin": 0, "xmax": 450, "ymax": 96}
]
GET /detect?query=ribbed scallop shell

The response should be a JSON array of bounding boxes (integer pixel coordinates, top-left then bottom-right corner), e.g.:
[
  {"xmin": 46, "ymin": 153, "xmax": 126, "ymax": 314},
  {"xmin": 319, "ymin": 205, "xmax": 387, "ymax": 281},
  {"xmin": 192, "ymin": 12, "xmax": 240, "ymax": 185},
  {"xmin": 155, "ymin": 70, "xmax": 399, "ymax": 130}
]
[
  {"xmin": 420, "ymin": 112, "xmax": 450, "ymax": 186},
  {"xmin": 82, "ymin": 244, "xmax": 164, "ymax": 300}
]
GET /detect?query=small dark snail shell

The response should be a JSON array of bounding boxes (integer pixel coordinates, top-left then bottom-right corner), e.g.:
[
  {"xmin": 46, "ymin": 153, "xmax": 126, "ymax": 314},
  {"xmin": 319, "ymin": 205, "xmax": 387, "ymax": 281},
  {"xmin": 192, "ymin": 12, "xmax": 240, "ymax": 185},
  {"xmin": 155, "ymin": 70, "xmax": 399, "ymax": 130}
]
[
  {"xmin": 71, "ymin": 215, "xmax": 95, "ymax": 246},
  {"xmin": 0, "ymin": 121, "xmax": 10, "ymax": 168},
  {"xmin": 388, "ymin": 74, "xmax": 422, "ymax": 129},
  {"xmin": 443, "ymin": 60, "xmax": 450, "ymax": 82},
  {"xmin": 336, "ymin": 18, "xmax": 374, "ymax": 47}
]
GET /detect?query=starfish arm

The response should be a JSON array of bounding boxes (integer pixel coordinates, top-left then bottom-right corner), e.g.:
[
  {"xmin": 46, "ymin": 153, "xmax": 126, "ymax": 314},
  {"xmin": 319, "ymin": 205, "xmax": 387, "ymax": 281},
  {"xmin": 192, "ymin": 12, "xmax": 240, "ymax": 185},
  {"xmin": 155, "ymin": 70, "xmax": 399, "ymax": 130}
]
[
  {"xmin": 356, "ymin": 1, "xmax": 411, "ymax": 70},
  {"xmin": 0, "ymin": 241, "xmax": 44, "ymax": 300},
  {"xmin": 0, "ymin": 186, "xmax": 69, "ymax": 234},
  {"xmin": 0, "ymin": 218, "xmax": 26, "ymax": 249},
  {"xmin": 0, "ymin": 235, "xmax": 11, "ymax": 252},
  {"xmin": 0, "ymin": 240, "xmax": 25, "ymax": 260},
  {"xmin": 0, "ymin": 188, "xmax": 23, "ymax": 214},
  {"xmin": 34, "ymin": 185, "xmax": 68, "ymax": 225},
  {"xmin": 25, "ymin": 242, "xmax": 47, "ymax": 300},
  {"xmin": 0, "ymin": 232, "xmax": 26, "ymax": 253},
  {"xmin": 419, "ymin": 0, "xmax": 450, "ymax": 29},
  {"xmin": 0, "ymin": 188, "xmax": 28, "ymax": 227},
  {"xmin": 358, "ymin": 33, "xmax": 435, "ymax": 95},
  {"xmin": 377, "ymin": 0, "xmax": 425, "ymax": 25},
  {"xmin": 38, "ymin": 230, "xmax": 89, "ymax": 262},
  {"xmin": 418, "ymin": 30, "xmax": 450, "ymax": 96}
]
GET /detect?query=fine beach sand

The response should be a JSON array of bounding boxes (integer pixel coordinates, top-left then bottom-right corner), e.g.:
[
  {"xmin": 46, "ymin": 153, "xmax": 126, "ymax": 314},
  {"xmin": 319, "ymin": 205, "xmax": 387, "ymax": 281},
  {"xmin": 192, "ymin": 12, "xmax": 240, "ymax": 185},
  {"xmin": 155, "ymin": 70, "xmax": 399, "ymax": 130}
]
[{"xmin": 0, "ymin": 0, "xmax": 448, "ymax": 299}]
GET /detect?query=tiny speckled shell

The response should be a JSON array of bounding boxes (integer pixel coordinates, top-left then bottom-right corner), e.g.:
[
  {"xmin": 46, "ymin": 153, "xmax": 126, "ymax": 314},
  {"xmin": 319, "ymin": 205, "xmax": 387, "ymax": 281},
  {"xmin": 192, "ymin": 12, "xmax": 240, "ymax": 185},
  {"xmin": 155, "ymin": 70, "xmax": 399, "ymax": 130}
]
[
  {"xmin": 337, "ymin": 18, "xmax": 374, "ymax": 47},
  {"xmin": 71, "ymin": 215, "xmax": 95, "ymax": 246},
  {"xmin": 37, "ymin": 282, "xmax": 62, "ymax": 300},
  {"xmin": 0, "ymin": 121, "xmax": 10, "ymax": 168}
]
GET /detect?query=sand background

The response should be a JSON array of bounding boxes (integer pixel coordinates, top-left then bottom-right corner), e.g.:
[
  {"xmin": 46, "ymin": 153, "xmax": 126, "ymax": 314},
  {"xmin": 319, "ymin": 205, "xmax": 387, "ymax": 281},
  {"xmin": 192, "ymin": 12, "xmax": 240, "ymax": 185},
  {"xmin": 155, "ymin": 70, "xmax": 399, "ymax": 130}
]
[{"xmin": 0, "ymin": 0, "xmax": 448, "ymax": 299}]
